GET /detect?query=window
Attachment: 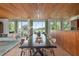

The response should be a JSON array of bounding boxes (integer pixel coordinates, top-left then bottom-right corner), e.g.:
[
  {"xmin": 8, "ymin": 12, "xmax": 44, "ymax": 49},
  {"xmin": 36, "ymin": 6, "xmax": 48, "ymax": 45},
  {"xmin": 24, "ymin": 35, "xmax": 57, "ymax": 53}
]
[
  {"xmin": 49, "ymin": 20, "xmax": 71, "ymax": 31},
  {"xmin": 9, "ymin": 20, "xmax": 29, "ymax": 37},
  {"xmin": 18, "ymin": 21, "xmax": 28, "ymax": 37},
  {"xmin": 50, "ymin": 21, "xmax": 61, "ymax": 31},
  {"xmin": 62, "ymin": 21, "xmax": 71, "ymax": 30},
  {"xmin": 33, "ymin": 21, "xmax": 45, "ymax": 33},
  {"xmin": 9, "ymin": 22, "xmax": 16, "ymax": 33}
]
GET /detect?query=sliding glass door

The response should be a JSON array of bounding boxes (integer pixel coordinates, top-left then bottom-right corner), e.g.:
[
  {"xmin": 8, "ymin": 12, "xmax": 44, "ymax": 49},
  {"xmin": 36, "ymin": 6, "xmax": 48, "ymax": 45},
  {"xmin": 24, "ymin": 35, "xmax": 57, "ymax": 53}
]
[{"xmin": 32, "ymin": 20, "xmax": 46, "ymax": 44}]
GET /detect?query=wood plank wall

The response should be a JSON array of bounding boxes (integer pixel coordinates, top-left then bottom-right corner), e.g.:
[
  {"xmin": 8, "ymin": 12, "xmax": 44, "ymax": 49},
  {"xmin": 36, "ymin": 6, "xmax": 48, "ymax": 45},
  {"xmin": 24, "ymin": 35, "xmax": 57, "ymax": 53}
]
[{"xmin": 56, "ymin": 31, "xmax": 79, "ymax": 56}]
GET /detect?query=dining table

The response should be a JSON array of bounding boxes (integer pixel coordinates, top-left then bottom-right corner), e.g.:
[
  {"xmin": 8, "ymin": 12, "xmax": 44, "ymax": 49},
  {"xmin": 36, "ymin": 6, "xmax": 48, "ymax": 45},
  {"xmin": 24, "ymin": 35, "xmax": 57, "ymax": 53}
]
[{"xmin": 19, "ymin": 33, "xmax": 57, "ymax": 56}]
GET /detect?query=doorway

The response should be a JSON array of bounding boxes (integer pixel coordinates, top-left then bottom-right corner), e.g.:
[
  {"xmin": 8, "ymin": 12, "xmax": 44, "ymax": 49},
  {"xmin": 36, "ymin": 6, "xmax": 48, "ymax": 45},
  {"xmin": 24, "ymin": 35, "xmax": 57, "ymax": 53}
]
[{"xmin": 0, "ymin": 22, "xmax": 3, "ymax": 33}]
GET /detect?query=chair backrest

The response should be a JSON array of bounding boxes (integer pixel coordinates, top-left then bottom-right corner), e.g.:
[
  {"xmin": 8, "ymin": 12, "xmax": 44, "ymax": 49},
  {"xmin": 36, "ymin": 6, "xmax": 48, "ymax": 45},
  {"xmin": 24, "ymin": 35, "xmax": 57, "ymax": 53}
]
[{"xmin": 20, "ymin": 39, "xmax": 25, "ymax": 45}]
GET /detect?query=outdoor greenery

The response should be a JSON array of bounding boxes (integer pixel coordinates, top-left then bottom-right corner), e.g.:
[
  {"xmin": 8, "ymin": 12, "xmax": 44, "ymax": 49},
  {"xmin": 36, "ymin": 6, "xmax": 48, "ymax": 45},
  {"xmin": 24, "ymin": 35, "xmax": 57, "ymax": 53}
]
[
  {"xmin": 9, "ymin": 21, "xmax": 29, "ymax": 36},
  {"xmin": 62, "ymin": 21, "xmax": 71, "ymax": 30},
  {"xmin": 33, "ymin": 21, "xmax": 45, "ymax": 33},
  {"xmin": 9, "ymin": 20, "xmax": 71, "ymax": 35},
  {"xmin": 50, "ymin": 21, "xmax": 61, "ymax": 30},
  {"xmin": 50, "ymin": 21, "xmax": 71, "ymax": 31},
  {"xmin": 9, "ymin": 22, "xmax": 16, "ymax": 33},
  {"xmin": 34, "ymin": 28, "xmax": 45, "ymax": 33}
]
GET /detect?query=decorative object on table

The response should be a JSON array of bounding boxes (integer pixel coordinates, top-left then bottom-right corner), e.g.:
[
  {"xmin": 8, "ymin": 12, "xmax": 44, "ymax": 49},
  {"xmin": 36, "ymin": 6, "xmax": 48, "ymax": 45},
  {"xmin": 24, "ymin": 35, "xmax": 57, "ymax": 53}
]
[
  {"xmin": 42, "ymin": 32, "xmax": 48, "ymax": 37},
  {"xmin": 35, "ymin": 36, "xmax": 43, "ymax": 44},
  {"xmin": 37, "ymin": 31, "xmax": 41, "ymax": 36},
  {"xmin": 35, "ymin": 31, "xmax": 43, "ymax": 44}
]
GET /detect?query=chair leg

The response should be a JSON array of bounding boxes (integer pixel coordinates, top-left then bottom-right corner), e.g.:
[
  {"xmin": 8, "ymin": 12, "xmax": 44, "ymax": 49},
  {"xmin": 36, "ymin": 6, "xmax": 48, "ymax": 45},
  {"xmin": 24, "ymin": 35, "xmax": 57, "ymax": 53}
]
[
  {"xmin": 21, "ymin": 49, "xmax": 26, "ymax": 56},
  {"xmin": 30, "ymin": 48, "xmax": 36, "ymax": 56},
  {"xmin": 50, "ymin": 48, "xmax": 55, "ymax": 56},
  {"xmin": 23, "ymin": 52, "xmax": 25, "ymax": 56},
  {"xmin": 52, "ymin": 49, "xmax": 55, "ymax": 56},
  {"xmin": 20, "ymin": 49, "xmax": 24, "ymax": 56},
  {"xmin": 30, "ymin": 49, "xmax": 32, "ymax": 56},
  {"xmin": 42, "ymin": 48, "xmax": 47, "ymax": 56}
]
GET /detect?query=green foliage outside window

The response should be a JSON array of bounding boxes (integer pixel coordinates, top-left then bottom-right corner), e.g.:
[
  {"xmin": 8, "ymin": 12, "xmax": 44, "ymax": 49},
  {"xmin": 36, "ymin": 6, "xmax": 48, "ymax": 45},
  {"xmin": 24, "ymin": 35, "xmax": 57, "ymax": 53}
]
[
  {"xmin": 50, "ymin": 21, "xmax": 61, "ymax": 30},
  {"xmin": 62, "ymin": 21, "xmax": 71, "ymax": 30},
  {"xmin": 9, "ymin": 22, "xmax": 15, "ymax": 33},
  {"xmin": 50, "ymin": 21, "xmax": 71, "ymax": 31}
]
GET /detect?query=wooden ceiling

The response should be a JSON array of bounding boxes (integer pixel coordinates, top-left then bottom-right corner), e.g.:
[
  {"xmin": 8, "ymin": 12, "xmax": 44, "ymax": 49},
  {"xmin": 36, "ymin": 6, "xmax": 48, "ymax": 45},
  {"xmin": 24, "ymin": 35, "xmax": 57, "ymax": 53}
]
[{"xmin": 0, "ymin": 3, "xmax": 79, "ymax": 20}]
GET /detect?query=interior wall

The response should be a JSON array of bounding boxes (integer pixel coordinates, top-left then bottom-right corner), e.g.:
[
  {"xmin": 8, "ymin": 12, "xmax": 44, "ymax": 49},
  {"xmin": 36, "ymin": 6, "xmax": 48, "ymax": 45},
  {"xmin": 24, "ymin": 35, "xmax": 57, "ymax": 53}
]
[
  {"xmin": 56, "ymin": 31, "xmax": 79, "ymax": 56},
  {"xmin": 0, "ymin": 19, "xmax": 9, "ymax": 34}
]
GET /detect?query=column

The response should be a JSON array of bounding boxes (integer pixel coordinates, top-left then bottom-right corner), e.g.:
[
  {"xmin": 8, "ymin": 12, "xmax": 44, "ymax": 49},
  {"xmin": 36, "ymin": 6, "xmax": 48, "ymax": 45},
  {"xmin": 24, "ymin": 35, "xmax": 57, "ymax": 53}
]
[
  {"xmin": 45, "ymin": 20, "xmax": 49, "ymax": 44},
  {"xmin": 28, "ymin": 19, "xmax": 33, "ymax": 45}
]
